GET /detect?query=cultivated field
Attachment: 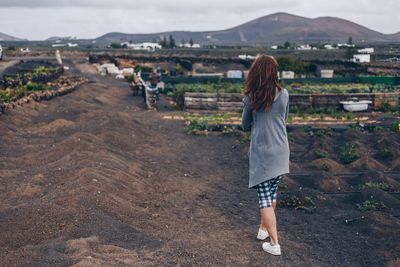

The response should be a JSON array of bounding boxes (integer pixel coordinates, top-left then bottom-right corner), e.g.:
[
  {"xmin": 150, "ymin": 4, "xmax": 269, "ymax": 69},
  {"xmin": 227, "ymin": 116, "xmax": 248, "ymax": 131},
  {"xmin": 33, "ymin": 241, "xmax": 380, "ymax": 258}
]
[{"xmin": 0, "ymin": 60, "xmax": 399, "ymax": 266}]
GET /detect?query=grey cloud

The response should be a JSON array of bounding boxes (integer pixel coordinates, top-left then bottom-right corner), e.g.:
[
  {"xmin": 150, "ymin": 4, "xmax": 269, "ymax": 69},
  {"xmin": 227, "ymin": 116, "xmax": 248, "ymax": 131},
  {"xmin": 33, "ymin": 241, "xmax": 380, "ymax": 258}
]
[{"xmin": 0, "ymin": 0, "xmax": 398, "ymax": 40}]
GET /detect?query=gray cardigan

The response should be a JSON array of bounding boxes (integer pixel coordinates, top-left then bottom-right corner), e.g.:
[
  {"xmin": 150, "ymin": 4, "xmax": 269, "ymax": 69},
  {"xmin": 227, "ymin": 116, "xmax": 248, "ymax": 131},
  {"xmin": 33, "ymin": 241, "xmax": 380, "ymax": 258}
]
[{"xmin": 242, "ymin": 89, "xmax": 290, "ymax": 188}]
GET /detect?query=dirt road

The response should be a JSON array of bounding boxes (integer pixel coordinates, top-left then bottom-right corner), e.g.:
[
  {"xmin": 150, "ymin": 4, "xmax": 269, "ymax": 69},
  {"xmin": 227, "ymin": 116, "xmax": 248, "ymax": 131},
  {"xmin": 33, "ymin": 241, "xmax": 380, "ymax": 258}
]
[{"xmin": 0, "ymin": 62, "xmax": 399, "ymax": 266}]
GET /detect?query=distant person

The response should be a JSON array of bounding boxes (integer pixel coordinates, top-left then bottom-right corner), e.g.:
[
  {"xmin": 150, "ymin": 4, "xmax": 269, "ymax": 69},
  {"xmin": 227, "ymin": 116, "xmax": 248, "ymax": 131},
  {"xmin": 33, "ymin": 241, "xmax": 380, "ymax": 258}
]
[
  {"xmin": 241, "ymin": 55, "xmax": 290, "ymax": 256},
  {"xmin": 156, "ymin": 66, "xmax": 162, "ymax": 82},
  {"xmin": 150, "ymin": 71, "xmax": 158, "ymax": 87}
]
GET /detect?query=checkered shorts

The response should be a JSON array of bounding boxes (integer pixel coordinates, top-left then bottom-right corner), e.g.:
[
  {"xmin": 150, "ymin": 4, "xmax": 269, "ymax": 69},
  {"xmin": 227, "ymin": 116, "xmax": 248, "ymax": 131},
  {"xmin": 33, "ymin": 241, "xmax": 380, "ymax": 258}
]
[{"xmin": 257, "ymin": 176, "xmax": 282, "ymax": 209}]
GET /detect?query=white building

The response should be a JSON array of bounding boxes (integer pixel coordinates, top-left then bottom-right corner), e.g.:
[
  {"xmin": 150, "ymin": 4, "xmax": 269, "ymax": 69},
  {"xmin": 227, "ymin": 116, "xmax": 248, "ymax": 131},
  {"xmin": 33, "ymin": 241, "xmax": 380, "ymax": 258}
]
[
  {"xmin": 297, "ymin": 44, "xmax": 312, "ymax": 50},
  {"xmin": 178, "ymin": 43, "xmax": 201, "ymax": 48},
  {"xmin": 238, "ymin": 54, "xmax": 256, "ymax": 60},
  {"xmin": 226, "ymin": 70, "xmax": 243, "ymax": 79},
  {"xmin": 0, "ymin": 44, "xmax": 3, "ymax": 60},
  {"xmin": 52, "ymin": 43, "xmax": 67, "ymax": 48},
  {"xmin": 20, "ymin": 48, "xmax": 30, "ymax": 53},
  {"xmin": 353, "ymin": 54, "xmax": 371, "ymax": 63},
  {"xmin": 281, "ymin": 71, "xmax": 295, "ymax": 79},
  {"xmin": 338, "ymin": 43, "xmax": 356, "ymax": 48},
  {"xmin": 122, "ymin": 42, "xmax": 162, "ymax": 51},
  {"xmin": 324, "ymin": 44, "xmax": 337, "ymax": 50},
  {"xmin": 320, "ymin": 69, "xmax": 334, "ymax": 78},
  {"xmin": 270, "ymin": 45, "xmax": 278, "ymax": 50},
  {"xmin": 357, "ymin": 48, "xmax": 374, "ymax": 54}
]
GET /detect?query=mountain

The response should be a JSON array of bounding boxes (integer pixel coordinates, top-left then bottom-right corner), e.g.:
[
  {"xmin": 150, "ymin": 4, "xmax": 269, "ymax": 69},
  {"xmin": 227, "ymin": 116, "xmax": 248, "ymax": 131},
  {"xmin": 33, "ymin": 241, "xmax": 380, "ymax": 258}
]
[
  {"xmin": 0, "ymin": 32, "xmax": 25, "ymax": 41},
  {"xmin": 96, "ymin": 12, "xmax": 400, "ymax": 45}
]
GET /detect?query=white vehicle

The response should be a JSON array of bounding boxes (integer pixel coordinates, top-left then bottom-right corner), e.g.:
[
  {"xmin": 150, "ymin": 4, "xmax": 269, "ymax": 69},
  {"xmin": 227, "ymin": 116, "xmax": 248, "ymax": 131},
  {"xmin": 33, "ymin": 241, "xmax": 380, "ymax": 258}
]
[{"xmin": 0, "ymin": 44, "xmax": 3, "ymax": 60}]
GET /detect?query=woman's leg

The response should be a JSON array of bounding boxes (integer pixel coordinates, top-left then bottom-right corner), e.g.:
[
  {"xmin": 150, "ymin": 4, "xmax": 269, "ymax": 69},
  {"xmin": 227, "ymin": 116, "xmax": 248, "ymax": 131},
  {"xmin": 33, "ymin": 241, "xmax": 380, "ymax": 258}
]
[
  {"xmin": 260, "ymin": 200, "xmax": 277, "ymax": 229},
  {"xmin": 258, "ymin": 176, "xmax": 282, "ymax": 245},
  {"xmin": 260, "ymin": 207, "xmax": 278, "ymax": 245}
]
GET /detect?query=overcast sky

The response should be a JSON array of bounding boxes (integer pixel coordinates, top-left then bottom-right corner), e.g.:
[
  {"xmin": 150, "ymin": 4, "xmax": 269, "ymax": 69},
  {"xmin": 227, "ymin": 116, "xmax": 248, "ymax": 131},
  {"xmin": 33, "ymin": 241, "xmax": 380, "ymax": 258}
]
[{"xmin": 0, "ymin": 0, "xmax": 399, "ymax": 40}]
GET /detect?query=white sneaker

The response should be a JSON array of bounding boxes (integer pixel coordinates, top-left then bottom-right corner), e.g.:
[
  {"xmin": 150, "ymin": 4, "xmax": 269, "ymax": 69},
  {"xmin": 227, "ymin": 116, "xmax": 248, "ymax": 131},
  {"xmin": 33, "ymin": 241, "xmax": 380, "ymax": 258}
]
[
  {"xmin": 262, "ymin": 242, "xmax": 281, "ymax": 256},
  {"xmin": 257, "ymin": 228, "xmax": 269, "ymax": 240}
]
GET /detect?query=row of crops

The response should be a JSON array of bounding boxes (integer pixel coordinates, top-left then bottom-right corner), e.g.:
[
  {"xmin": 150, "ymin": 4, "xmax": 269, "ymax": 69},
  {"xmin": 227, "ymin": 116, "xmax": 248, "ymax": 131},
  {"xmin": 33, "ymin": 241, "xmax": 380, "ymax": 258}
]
[{"xmin": 0, "ymin": 64, "xmax": 63, "ymax": 103}]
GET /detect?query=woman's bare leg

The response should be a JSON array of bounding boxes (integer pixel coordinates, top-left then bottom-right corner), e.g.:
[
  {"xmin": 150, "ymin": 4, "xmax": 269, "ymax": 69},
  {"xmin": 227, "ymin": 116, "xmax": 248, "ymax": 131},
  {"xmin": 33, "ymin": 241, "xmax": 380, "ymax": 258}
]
[
  {"xmin": 260, "ymin": 200, "xmax": 277, "ymax": 229},
  {"xmin": 260, "ymin": 207, "xmax": 279, "ymax": 245}
]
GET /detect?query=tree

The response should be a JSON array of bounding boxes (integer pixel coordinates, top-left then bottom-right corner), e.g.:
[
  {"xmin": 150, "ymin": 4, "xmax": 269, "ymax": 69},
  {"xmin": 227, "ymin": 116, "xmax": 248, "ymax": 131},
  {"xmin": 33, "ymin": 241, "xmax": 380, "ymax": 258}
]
[
  {"xmin": 159, "ymin": 36, "xmax": 168, "ymax": 48},
  {"xmin": 345, "ymin": 47, "xmax": 357, "ymax": 59},
  {"xmin": 189, "ymin": 38, "xmax": 194, "ymax": 47},
  {"xmin": 110, "ymin": 43, "xmax": 122, "ymax": 49},
  {"xmin": 284, "ymin": 41, "xmax": 291, "ymax": 50},
  {"xmin": 169, "ymin": 34, "xmax": 176, "ymax": 48},
  {"xmin": 348, "ymin": 36, "xmax": 353, "ymax": 45}
]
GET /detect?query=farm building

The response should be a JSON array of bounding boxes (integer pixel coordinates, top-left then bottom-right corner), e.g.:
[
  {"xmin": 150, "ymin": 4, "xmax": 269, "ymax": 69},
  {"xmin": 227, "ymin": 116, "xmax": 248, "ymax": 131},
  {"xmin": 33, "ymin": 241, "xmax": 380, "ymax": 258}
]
[
  {"xmin": 122, "ymin": 42, "xmax": 161, "ymax": 51},
  {"xmin": 226, "ymin": 70, "xmax": 243, "ymax": 79},
  {"xmin": 281, "ymin": 71, "xmax": 295, "ymax": 79},
  {"xmin": 358, "ymin": 48, "xmax": 374, "ymax": 54},
  {"xmin": 353, "ymin": 54, "xmax": 371, "ymax": 63},
  {"xmin": 320, "ymin": 69, "xmax": 334, "ymax": 78},
  {"xmin": 179, "ymin": 43, "xmax": 201, "ymax": 48}
]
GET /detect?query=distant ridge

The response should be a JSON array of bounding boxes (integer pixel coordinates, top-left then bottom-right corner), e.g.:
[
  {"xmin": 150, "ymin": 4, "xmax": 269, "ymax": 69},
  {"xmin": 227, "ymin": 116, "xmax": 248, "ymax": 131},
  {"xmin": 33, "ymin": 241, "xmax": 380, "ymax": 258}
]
[
  {"xmin": 0, "ymin": 32, "xmax": 25, "ymax": 41},
  {"xmin": 96, "ymin": 12, "xmax": 400, "ymax": 45}
]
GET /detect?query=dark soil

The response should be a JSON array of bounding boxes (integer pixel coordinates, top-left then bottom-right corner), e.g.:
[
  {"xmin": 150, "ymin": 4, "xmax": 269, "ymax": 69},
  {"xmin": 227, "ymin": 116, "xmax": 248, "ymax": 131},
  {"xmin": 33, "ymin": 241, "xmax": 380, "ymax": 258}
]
[{"xmin": 0, "ymin": 61, "xmax": 399, "ymax": 267}]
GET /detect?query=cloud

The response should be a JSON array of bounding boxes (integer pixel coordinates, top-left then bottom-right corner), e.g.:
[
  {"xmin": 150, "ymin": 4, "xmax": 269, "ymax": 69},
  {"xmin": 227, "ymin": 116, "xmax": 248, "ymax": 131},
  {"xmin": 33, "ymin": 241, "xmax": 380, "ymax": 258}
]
[{"xmin": 0, "ymin": 0, "xmax": 398, "ymax": 40}]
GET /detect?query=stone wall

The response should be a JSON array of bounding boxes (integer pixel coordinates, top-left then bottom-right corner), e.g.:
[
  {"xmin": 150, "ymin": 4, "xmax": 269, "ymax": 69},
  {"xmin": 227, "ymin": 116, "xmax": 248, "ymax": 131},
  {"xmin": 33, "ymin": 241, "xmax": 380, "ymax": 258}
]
[{"xmin": 184, "ymin": 92, "xmax": 400, "ymax": 112}]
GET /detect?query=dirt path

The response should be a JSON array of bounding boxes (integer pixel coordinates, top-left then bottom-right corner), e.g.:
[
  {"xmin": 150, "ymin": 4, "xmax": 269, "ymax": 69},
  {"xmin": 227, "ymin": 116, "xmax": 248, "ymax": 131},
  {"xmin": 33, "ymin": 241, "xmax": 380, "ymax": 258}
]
[{"xmin": 0, "ymin": 62, "xmax": 399, "ymax": 266}]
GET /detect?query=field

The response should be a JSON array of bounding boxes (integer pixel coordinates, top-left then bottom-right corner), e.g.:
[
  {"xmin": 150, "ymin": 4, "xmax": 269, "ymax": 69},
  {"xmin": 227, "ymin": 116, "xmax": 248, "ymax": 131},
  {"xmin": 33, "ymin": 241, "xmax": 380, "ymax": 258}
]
[{"xmin": 0, "ymin": 58, "xmax": 399, "ymax": 266}]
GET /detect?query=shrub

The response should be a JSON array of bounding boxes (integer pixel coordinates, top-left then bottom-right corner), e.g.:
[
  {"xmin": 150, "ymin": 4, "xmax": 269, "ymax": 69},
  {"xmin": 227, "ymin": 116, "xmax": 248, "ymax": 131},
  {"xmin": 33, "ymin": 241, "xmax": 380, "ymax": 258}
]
[
  {"xmin": 357, "ymin": 200, "xmax": 386, "ymax": 212},
  {"xmin": 187, "ymin": 118, "xmax": 209, "ymax": 132},
  {"xmin": 339, "ymin": 143, "xmax": 360, "ymax": 164},
  {"xmin": 25, "ymin": 82, "xmax": 50, "ymax": 91},
  {"xmin": 359, "ymin": 182, "xmax": 390, "ymax": 191},
  {"xmin": 376, "ymin": 148, "xmax": 394, "ymax": 160},
  {"xmin": 392, "ymin": 121, "xmax": 400, "ymax": 132},
  {"xmin": 315, "ymin": 149, "xmax": 328, "ymax": 158},
  {"xmin": 380, "ymin": 102, "xmax": 392, "ymax": 112}
]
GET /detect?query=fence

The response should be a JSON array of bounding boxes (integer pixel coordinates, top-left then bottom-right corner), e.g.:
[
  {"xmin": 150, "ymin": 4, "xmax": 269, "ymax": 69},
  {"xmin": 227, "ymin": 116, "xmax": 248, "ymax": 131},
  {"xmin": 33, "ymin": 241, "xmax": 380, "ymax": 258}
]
[{"xmin": 184, "ymin": 92, "xmax": 400, "ymax": 112}]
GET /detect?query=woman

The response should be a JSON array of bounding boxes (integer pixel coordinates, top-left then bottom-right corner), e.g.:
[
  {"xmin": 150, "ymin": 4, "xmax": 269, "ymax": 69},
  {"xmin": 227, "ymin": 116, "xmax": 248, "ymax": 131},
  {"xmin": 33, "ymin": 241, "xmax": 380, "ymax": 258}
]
[{"xmin": 241, "ymin": 55, "xmax": 290, "ymax": 256}]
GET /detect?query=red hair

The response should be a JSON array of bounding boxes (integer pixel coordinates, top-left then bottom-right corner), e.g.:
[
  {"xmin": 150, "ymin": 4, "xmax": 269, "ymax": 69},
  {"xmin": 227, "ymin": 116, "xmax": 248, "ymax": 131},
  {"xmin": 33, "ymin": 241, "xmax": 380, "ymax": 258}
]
[{"xmin": 243, "ymin": 55, "xmax": 282, "ymax": 111}]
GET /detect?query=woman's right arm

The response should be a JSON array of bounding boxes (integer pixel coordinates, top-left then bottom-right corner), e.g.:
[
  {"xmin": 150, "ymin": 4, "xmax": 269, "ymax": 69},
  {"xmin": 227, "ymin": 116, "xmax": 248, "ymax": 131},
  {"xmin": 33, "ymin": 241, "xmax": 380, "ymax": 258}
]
[{"xmin": 241, "ymin": 95, "xmax": 253, "ymax": 132}]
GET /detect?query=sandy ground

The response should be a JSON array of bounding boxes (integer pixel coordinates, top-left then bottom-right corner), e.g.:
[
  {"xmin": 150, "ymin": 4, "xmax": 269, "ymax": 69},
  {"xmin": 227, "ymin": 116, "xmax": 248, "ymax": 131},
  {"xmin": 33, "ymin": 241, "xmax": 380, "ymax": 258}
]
[{"xmin": 0, "ymin": 61, "xmax": 399, "ymax": 267}]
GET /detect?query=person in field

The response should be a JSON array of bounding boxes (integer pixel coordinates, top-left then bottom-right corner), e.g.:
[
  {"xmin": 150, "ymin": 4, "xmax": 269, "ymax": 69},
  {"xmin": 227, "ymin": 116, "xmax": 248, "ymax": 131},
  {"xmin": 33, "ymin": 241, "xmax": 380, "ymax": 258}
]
[{"xmin": 241, "ymin": 55, "xmax": 290, "ymax": 256}]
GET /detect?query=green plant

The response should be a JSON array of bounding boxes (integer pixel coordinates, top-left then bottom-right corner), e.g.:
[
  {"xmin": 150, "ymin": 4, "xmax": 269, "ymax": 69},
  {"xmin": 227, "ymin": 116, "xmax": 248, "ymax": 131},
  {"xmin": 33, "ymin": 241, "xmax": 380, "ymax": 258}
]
[
  {"xmin": 339, "ymin": 143, "xmax": 360, "ymax": 164},
  {"xmin": 301, "ymin": 125, "xmax": 312, "ymax": 133},
  {"xmin": 376, "ymin": 148, "xmax": 394, "ymax": 160},
  {"xmin": 186, "ymin": 114, "xmax": 231, "ymax": 133},
  {"xmin": 315, "ymin": 149, "xmax": 328, "ymax": 158},
  {"xmin": 359, "ymin": 182, "xmax": 390, "ymax": 191},
  {"xmin": 380, "ymin": 102, "xmax": 392, "ymax": 112},
  {"xmin": 240, "ymin": 132, "xmax": 251, "ymax": 143},
  {"xmin": 314, "ymin": 129, "xmax": 329, "ymax": 138},
  {"xmin": 187, "ymin": 117, "xmax": 209, "ymax": 133},
  {"xmin": 346, "ymin": 113, "xmax": 353, "ymax": 120},
  {"xmin": 392, "ymin": 121, "xmax": 400, "ymax": 132},
  {"xmin": 287, "ymin": 134, "xmax": 295, "ymax": 143},
  {"xmin": 280, "ymin": 195, "xmax": 316, "ymax": 211},
  {"xmin": 0, "ymin": 90, "xmax": 14, "ymax": 102},
  {"xmin": 357, "ymin": 200, "xmax": 386, "ymax": 212},
  {"xmin": 25, "ymin": 82, "xmax": 50, "ymax": 91}
]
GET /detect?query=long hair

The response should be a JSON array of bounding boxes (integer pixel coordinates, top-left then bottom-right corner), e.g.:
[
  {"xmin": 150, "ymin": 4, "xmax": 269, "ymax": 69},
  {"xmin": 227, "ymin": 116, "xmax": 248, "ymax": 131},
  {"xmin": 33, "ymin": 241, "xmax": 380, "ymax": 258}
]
[{"xmin": 243, "ymin": 55, "xmax": 282, "ymax": 111}]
